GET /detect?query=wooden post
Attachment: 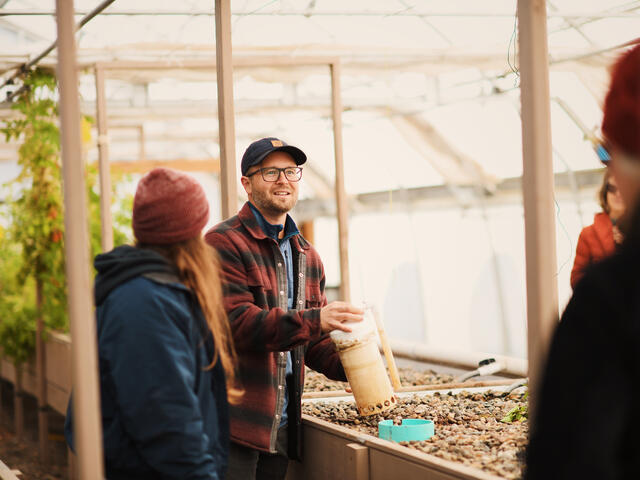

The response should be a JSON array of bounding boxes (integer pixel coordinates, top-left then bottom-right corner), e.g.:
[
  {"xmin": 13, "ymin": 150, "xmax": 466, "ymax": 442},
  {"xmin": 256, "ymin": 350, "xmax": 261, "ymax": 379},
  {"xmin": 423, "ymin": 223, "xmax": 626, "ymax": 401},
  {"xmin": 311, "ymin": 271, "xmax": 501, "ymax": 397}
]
[
  {"xmin": 56, "ymin": 0, "xmax": 105, "ymax": 478},
  {"xmin": 138, "ymin": 125, "xmax": 145, "ymax": 162},
  {"xmin": 68, "ymin": 447, "xmax": 77, "ymax": 480},
  {"xmin": 13, "ymin": 366, "xmax": 23, "ymax": 440},
  {"xmin": 330, "ymin": 61, "xmax": 351, "ymax": 302},
  {"xmin": 95, "ymin": 65, "xmax": 113, "ymax": 252},
  {"xmin": 35, "ymin": 281, "xmax": 49, "ymax": 463},
  {"xmin": 215, "ymin": 0, "xmax": 238, "ymax": 220},
  {"xmin": 345, "ymin": 443, "xmax": 369, "ymax": 480},
  {"xmin": 517, "ymin": 0, "xmax": 559, "ymax": 423},
  {"xmin": 300, "ymin": 220, "xmax": 315, "ymax": 244},
  {"xmin": 372, "ymin": 307, "xmax": 402, "ymax": 391}
]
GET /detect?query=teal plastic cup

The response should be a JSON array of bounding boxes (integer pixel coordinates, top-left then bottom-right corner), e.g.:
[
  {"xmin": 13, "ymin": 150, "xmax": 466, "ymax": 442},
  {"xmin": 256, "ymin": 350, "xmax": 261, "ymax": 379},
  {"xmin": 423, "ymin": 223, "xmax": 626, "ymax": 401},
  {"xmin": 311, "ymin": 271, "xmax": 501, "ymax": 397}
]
[{"xmin": 378, "ymin": 418, "xmax": 434, "ymax": 442}]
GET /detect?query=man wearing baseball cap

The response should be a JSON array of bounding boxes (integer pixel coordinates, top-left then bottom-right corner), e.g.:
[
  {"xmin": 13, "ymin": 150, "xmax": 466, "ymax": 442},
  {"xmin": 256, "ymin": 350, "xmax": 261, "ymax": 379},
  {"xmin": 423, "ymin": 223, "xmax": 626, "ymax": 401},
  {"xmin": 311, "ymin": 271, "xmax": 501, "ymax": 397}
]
[{"xmin": 205, "ymin": 137, "xmax": 363, "ymax": 480}]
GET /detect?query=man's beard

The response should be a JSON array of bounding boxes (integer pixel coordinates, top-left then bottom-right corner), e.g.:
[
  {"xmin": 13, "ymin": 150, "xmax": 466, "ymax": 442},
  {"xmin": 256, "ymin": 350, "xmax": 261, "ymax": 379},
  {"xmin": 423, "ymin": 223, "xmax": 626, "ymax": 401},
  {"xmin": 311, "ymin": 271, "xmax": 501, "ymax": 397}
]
[{"xmin": 251, "ymin": 187, "xmax": 297, "ymax": 218}]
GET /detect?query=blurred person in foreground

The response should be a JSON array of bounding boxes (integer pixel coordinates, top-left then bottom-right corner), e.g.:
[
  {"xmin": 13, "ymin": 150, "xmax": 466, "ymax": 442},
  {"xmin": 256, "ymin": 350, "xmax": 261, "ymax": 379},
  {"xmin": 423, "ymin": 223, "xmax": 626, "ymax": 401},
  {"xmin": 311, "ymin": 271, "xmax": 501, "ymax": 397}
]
[
  {"xmin": 526, "ymin": 45, "xmax": 640, "ymax": 479},
  {"xmin": 205, "ymin": 137, "xmax": 363, "ymax": 480},
  {"xmin": 570, "ymin": 168, "xmax": 625, "ymax": 288},
  {"xmin": 65, "ymin": 168, "xmax": 240, "ymax": 480}
]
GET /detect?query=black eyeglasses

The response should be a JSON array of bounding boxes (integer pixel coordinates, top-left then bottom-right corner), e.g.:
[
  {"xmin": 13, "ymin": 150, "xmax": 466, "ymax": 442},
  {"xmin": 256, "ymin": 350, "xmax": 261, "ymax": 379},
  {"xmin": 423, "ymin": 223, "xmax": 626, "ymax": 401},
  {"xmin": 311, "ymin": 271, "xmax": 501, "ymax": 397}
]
[{"xmin": 245, "ymin": 166, "xmax": 303, "ymax": 182}]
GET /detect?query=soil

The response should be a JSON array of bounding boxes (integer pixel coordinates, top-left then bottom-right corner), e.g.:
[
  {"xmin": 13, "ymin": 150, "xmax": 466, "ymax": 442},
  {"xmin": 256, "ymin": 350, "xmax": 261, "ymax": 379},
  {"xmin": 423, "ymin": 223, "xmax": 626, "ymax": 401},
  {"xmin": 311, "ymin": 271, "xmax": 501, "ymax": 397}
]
[
  {"xmin": 0, "ymin": 380, "xmax": 69, "ymax": 480},
  {"xmin": 303, "ymin": 389, "xmax": 528, "ymax": 479},
  {"xmin": 304, "ymin": 366, "xmax": 455, "ymax": 391}
]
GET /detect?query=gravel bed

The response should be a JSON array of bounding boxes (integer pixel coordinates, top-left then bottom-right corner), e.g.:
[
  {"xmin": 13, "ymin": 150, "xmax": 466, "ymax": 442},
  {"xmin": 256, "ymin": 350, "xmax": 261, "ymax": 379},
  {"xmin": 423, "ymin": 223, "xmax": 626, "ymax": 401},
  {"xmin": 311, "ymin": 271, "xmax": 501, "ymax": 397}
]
[
  {"xmin": 304, "ymin": 367, "xmax": 454, "ymax": 392},
  {"xmin": 303, "ymin": 390, "xmax": 527, "ymax": 479}
]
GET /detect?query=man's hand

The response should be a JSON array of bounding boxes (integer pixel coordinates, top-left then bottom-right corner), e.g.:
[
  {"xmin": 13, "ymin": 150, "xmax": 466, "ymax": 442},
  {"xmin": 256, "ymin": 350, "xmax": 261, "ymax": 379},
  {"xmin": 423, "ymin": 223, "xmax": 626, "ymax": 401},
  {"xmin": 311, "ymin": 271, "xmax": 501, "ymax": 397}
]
[{"xmin": 320, "ymin": 301, "xmax": 364, "ymax": 333}]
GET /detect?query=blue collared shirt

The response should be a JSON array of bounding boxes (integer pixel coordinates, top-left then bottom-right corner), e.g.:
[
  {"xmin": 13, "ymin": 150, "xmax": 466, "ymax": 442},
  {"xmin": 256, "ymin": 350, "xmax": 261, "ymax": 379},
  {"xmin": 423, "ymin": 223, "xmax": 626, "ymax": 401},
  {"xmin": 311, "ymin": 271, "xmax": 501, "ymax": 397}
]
[{"xmin": 248, "ymin": 202, "xmax": 299, "ymax": 427}]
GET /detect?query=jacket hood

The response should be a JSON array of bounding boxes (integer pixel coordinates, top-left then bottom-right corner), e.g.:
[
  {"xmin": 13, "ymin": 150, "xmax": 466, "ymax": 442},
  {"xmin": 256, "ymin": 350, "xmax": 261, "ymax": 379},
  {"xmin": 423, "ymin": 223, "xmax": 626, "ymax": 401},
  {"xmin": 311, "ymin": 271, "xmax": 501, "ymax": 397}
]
[{"xmin": 94, "ymin": 245, "xmax": 176, "ymax": 306}]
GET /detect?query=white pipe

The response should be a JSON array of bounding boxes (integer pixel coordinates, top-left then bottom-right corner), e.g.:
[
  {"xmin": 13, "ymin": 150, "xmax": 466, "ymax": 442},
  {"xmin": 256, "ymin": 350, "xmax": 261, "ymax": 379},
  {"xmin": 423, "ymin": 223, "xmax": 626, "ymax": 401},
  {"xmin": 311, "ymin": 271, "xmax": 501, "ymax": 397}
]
[{"xmin": 388, "ymin": 338, "xmax": 528, "ymax": 378}]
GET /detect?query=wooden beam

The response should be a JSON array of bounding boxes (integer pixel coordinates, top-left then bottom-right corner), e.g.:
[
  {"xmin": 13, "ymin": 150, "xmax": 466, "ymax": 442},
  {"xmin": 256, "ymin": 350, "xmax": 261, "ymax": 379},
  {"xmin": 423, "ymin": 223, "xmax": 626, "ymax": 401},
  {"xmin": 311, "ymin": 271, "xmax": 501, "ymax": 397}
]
[
  {"xmin": 109, "ymin": 158, "xmax": 220, "ymax": 174},
  {"xmin": 0, "ymin": 459, "xmax": 22, "ymax": 480},
  {"xmin": 346, "ymin": 443, "xmax": 369, "ymax": 480},
  {"xmin": 55, "ymin": 0, "xmax": 105, "ymax": 478},
  {"xmin": 92, "ymin": 56, "xmax": 339, "ymax": 71},
  {"xmin": 330, "ymin": 60, "xmax": 350, "ymax": 302},
  {"xmin": 517, "ymin": 0, "xmax": 559, "ymax": 424},
  {"xmin": 215, "ymin": 0, "xmax": 238, "ymax": 220},
  {"xmin": 293, "ymin": 168, "xmax": 604, "ymax": 222},
  {"xmin": 13, "ymin": 367, "xmax": 23, "ymax": 440},
  {"xmin": 95, "ymin": 65, "xmax": 113, "ymax": 252},
  {"xmin": 300, "ymin": 221, "xmax": 315, "ymax": 244},
  {"xmin": 35, "ymin": 285, "xmax": 48, "ymax": 463}
]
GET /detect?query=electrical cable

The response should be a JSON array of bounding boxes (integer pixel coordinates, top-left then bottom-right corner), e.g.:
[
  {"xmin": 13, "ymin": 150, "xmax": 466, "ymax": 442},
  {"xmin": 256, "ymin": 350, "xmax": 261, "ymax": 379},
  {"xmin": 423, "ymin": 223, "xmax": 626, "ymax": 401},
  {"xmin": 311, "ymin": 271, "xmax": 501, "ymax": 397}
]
[
  {"xmin": 455, "ymin": 358, "xmax": 506, "ymax": 383},
  {"xmin": 507, "ymin": 6, "xmax": 519, "ymax": 87},
  {"xmin": 553, "ymin": 195, "xmax": 574, "ymax": 278}
]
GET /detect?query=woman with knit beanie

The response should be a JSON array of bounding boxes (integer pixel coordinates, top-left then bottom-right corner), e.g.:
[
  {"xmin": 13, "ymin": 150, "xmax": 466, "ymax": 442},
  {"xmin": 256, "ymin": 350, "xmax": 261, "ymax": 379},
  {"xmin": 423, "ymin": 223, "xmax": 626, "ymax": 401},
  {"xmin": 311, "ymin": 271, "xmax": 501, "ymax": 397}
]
[
  {"xmin": 65, "ymin": 168, "xmax": 240, "ymax": 480},
  {"xmin": 526, "ymin": 44, "xmax": 640, "ymax": 479},
  {"xmin": 570, "ymin": 169, "xmax": 625, "ymax": 289}
]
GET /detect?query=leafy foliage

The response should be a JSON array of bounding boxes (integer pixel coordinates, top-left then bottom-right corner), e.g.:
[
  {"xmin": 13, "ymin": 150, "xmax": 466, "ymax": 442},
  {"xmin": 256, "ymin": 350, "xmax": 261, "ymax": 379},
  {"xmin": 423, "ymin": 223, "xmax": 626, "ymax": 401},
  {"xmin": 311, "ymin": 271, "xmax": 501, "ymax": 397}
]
[
  {"xmin": 0, "ymin": 230, "xmax": 36, "ymax": 365},
  {"xmin": 500, "ymin": 390, "xmax": 529, "ymax": 423},
  {"xmin": 0, "ymin": 68, "xmax": 132, "ymax": 365}
]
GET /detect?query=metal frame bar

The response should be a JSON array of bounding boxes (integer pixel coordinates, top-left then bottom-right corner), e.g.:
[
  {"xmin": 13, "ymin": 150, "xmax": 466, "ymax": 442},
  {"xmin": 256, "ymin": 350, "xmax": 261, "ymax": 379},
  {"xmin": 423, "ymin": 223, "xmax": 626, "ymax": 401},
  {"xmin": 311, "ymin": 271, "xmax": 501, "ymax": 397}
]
[
  {"xmin": 91, "ymin": 56, "xmax": 350, "ymax": 297},
  {"xmin": 1, "ymin": 9, "xmax": 638, "ymax": 18},
  {"xmin": 517, "ymin": 0, "xmax": 559, "ymax": 423},
  {"xmin": 547, "ymin": 0, "xmax": 596, "ymax": 46},
  {"xmin": 330, "ymin": 60, "xmax": 350, "ymax": 302},
  {"xmin": 0, "ymin": 0, "xmax": 116, "ymax": 88},
  {"xmin": 92, "ymin": 57, "xmax": 339, "ymax": 70},
  {"xmin": 55, "ymin": 0, "xmax": 104, "ymax": 477},
  {"xmin": 215, "ymin": 0, "xmax": 237, "ymax": 220},
  {"xmin": 35, "ymin": 286, "xmax": 48, "ymax": 462},
  {"xmin": 95, "ymin": 64, "xmax": 113, "ymax": 252}
]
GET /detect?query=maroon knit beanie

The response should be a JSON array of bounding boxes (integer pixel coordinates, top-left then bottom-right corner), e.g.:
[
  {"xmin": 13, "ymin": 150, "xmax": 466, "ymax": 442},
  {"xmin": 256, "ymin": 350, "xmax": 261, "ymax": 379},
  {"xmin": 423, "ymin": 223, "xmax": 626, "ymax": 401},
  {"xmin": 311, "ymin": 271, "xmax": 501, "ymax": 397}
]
[
  {"xmin": 132, "ymin": 167, "xmax": 209, "ymax": 245},
  {"xmin": 602, "ymin": 44, "xmax": 640, "ymax": 158}
]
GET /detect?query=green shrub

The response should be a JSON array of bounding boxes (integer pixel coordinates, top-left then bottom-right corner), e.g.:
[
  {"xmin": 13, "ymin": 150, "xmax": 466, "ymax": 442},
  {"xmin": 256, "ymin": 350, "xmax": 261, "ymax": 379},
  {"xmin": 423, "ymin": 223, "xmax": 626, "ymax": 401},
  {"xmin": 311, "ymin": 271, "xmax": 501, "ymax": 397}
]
[{"xmin": 0, "ymin": 68, "xmax": 131, "ymax": 366}]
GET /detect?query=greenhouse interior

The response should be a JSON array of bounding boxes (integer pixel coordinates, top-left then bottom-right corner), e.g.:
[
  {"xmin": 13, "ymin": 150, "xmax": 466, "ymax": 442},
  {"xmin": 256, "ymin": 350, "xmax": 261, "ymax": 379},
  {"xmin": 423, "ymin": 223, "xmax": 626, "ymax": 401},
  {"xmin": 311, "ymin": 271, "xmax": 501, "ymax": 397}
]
[{"xmin": 0, "ymin": 1, "xmax": 639, "ymax": 479}]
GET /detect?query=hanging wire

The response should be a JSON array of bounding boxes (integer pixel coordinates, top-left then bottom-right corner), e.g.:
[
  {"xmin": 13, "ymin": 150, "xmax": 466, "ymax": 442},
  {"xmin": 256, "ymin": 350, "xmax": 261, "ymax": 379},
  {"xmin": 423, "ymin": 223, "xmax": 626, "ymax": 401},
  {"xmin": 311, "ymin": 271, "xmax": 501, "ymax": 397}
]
[
  {"xmin": 160, "ymin": 0, "xmax": 204, "ymax": 62},
  {"xmin": 1, "ymin": 0, "xmax": 117, "ymax": 100},
  {"xmin": 553, "ymin": 195, "xmax": 574, "ymax": 278},
  {"xmin": 232, "ymin": 0, "xmax": 279, "ymax": 28},
  {"xmin": 398, "ymin": 0, "xmax": 453, "ymax": 47},
  {"xmin": 507, "ymin": 7, "xmax": 520, "ymax": 87}
]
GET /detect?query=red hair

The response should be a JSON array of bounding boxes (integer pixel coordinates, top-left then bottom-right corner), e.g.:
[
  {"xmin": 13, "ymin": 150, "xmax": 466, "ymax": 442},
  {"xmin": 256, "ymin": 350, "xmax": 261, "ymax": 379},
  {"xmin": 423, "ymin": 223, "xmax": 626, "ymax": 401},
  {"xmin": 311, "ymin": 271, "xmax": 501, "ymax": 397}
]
[{"xmin": 602, "ymin": 44, "xmax": 640, "ymax": 158}]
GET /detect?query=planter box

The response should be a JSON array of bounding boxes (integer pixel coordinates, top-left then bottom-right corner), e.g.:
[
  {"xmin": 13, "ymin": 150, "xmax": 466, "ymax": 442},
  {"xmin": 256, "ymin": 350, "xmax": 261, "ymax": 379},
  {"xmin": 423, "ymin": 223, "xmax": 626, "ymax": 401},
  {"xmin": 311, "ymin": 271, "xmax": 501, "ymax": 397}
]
[
  {"xmin": 286, "ymin": 415, "xmax": 503, "ymax": 480},
  {"xmin": 0, "ymin": 331, "xmax": 71, "ymax": 415}
]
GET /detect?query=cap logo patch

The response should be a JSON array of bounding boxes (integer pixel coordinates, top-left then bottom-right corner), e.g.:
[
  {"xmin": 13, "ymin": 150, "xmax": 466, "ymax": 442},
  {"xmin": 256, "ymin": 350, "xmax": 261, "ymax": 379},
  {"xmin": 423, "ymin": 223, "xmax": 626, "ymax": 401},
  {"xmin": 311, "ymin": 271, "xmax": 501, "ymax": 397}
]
[{"xmin": 271, "ymin": 140, "xmax": 283, "ymax": 147}]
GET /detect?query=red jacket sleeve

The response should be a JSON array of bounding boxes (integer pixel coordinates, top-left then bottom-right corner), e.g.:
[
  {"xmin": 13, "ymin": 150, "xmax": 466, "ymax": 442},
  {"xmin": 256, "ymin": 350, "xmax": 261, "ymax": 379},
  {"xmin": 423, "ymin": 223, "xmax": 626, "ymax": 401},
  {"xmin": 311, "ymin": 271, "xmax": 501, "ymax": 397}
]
[{"xmin": 571, "ymin": 228, "xmax": 592, "ymax": 289}]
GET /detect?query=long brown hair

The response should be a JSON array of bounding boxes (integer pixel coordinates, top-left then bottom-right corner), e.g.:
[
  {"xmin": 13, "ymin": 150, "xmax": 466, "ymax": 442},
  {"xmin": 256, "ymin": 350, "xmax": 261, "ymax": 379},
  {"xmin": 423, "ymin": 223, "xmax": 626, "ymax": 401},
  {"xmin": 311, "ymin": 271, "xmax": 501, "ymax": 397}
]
[
  {"xmin": 142, "ymin": 236, "xmax": 242, "ymax": 404},
  {"xmin": 598, "ymin": 169, "xmax": 612, "ymax": 215}
]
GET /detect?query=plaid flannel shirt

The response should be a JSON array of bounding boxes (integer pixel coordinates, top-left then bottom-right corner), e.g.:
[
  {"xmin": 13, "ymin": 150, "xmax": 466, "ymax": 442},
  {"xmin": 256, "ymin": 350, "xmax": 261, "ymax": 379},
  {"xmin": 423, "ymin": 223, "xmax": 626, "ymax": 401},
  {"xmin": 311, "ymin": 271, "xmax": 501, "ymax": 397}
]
[{"xmin": 205, "ymin": 202, "xmax": 345, "ymax": 458}]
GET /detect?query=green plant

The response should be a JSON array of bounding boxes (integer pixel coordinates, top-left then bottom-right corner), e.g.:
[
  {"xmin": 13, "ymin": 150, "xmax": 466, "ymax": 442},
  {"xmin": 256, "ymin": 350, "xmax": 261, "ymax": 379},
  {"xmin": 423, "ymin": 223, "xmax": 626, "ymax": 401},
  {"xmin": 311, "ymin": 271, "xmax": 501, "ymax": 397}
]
[
  {"xmin": 0, "ymin": 230, "xmax": 36, "ymax": 365},
  {"xmin": 500, "ymin": 390, "xmax": 529, "ymax": 423},
  {"xmin": 0, "ymin": 68, "xmax": 132, "ymax": 366}
]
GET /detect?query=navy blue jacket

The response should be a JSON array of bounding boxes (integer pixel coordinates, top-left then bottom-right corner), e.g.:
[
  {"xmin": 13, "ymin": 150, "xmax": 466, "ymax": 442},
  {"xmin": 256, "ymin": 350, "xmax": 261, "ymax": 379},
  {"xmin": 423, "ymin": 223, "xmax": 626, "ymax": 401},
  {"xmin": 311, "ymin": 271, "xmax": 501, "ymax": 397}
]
[{"xmin": 65, "ymin": 245, "xmax": 230, "ymax": 480}]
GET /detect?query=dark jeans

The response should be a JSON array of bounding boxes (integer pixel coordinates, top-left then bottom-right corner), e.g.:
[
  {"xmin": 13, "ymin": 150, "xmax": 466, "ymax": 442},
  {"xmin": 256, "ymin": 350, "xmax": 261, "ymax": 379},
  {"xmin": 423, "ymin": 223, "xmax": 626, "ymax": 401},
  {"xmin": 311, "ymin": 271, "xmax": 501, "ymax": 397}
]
[{"xmin": 226, "ymin": 426, "xmax": 289, "ymax": 480}]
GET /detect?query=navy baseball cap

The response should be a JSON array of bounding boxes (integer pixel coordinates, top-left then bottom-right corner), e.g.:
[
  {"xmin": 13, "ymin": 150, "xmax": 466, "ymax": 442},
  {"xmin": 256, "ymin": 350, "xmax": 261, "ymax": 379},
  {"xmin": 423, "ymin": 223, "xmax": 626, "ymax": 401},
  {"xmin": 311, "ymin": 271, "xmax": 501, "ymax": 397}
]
[{"xmin": 241, "ymin": 137, "xmax": 307, "ymax": 176}]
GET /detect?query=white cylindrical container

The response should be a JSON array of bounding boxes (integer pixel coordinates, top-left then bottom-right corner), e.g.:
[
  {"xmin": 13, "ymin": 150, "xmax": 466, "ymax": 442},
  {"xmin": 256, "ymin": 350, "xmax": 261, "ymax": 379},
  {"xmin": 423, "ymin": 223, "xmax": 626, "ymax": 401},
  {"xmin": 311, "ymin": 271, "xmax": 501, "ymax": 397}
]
[{"xmin": 330, "ymin": 308, "xmax": 396, "ymax": 416}]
